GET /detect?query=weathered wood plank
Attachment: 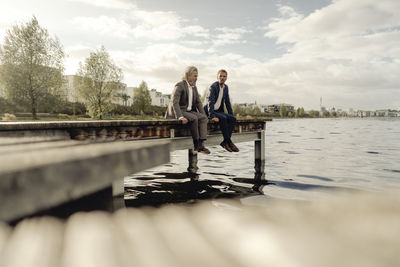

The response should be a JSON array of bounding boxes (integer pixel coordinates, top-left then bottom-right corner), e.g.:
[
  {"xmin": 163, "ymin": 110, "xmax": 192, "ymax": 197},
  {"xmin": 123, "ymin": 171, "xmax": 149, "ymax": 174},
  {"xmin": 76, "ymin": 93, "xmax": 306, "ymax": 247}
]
[
  {"xmin": 0, "ymin": 140, "xmax": 170, "ymax": 222},
  {"xmin": 0, "ymin": 119, "xmax": 267, "ymax": 141},
  {"xmin": 0, "ymin": 217, "xmax": 64, "ymax": 267},
  {"xmin": 0, "ymin": 191, "xmax": 399, "ymax": 267}
]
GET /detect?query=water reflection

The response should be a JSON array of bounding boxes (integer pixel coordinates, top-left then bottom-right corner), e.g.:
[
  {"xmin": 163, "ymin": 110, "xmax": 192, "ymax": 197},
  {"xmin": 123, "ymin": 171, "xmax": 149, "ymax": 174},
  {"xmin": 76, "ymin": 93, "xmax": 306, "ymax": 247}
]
[
  {"xmin": 125, "ymin": 118, "xmax": 400, "ymax": 206},
  {"xmin": 125, "ymin": 170, "xmax": 266, "ymax": 207}
]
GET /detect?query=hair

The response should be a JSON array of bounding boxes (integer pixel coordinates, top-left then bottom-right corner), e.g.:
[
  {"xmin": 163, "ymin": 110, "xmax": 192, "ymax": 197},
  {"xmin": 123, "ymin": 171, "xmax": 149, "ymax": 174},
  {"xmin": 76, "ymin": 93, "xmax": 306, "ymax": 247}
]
[
  {"xmin": 217, "ymin": 69, "xmax": 228, "ymax": 76},
  {"xmin": 182, "ymin": 66, "xmax": 198, "ymax": 81}
]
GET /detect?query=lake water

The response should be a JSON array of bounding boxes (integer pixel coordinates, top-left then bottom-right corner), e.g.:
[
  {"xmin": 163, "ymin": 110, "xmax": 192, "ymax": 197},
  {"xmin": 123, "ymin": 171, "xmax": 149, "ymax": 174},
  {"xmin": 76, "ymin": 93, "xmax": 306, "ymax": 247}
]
[{"xmin": 124, "ymin": 118, "xmax": 400, "ymax": 206}]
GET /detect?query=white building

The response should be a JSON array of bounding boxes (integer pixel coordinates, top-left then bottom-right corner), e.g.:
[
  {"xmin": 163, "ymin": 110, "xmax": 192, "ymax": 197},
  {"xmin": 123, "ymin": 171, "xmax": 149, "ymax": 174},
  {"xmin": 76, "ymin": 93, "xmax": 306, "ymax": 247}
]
[
  {"xmin": 149, "ymin": 89, "xmax": 170, "ymax": 107},
  {"xmin": 62, "ymin": 75, "xmax": 128, "ymax": 105},
  {"xmin": 62, "ymin": 75, "xmax": 79, "ymax": 102}
]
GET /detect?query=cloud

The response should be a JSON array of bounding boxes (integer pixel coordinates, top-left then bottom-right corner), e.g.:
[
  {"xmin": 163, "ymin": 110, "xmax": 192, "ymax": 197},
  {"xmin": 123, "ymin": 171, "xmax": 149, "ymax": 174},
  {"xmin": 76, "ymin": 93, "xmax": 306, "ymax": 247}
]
[
  {"xmin": 67, "ymin": 0, "xmax": 135, "ymax": 9},
  {"xmin": 71, "ymin": 16, "xmax": 133, "ymax": 39},
  {"xmin": 213, "ymin": 27, "xmax": 251, "ymax": 46},
  {"xmin": 258, "ymin": 0, "xmax": 400, "ymax": 109},
  {"xmin": 71, "ymin": 9, "xmax": 210, "ymax": 41},
  {"xmin": 64, "ymin": 45, "xmax": 93, "ymax": 74}
]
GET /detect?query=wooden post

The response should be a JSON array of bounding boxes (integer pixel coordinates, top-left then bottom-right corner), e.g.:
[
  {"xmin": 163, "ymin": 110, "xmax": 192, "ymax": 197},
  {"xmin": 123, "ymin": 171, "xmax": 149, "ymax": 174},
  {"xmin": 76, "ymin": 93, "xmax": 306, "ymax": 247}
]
[
  {"xmin": 112, "ymin": 179, "xmax": 125, "ymax": 211},
  {"xmin": 254, "ymin": 130, "xmax": 265, "ymax": 174},
  {"xmin": 187, "ymin": 149, "xmax": 198, "ymax": 173}
]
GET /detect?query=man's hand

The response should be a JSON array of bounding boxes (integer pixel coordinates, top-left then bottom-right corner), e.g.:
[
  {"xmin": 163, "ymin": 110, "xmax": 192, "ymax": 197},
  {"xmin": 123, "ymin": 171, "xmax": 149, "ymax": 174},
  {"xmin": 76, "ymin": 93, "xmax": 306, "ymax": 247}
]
[
  {"xmin": 211, "ymin": 117, "xmax": 219, "ymax": 122},
  {"xmin": 181, "ymin": 117, "xmax": 189, "ymax": 124}
]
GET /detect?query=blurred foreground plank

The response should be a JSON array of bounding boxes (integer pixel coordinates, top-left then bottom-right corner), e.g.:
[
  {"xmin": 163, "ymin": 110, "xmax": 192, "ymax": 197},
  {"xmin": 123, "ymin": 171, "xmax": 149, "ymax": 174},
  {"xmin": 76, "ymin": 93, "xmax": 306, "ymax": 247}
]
[{"xmin": 0, "ymin": 191, "xmax": 399, "ymax": 267}]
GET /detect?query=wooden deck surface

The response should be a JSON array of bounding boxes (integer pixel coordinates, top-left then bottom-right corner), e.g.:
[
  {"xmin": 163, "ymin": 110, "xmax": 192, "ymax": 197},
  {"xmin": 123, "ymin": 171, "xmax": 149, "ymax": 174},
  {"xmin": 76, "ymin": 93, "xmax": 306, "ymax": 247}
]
[{"xmin": 0, "ymin": 191, "xmax": 399, "ymax": 267}]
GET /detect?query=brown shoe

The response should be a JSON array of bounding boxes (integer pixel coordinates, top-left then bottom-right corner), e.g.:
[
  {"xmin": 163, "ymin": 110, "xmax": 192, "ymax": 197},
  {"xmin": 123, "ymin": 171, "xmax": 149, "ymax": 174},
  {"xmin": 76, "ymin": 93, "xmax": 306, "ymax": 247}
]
[
  {"xmin": 198, "ymin": 146, "xmax": 210, "ymax": 154},
  {"xmin": 198, "ymin": 140, "xmax": 211, "ymax": 154},
  {"xmin": 229, "ymin": 142, "xmax": 239, "ymax": 152},
  {"xmin": 220, "ymin": 141, "xmax": 233, "ymax": 152}
]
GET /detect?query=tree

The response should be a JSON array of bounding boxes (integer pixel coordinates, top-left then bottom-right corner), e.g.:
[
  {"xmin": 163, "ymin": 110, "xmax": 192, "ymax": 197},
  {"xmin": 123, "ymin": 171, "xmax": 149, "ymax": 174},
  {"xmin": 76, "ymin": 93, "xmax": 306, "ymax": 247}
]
[
  {"xmin": 280, "ymin": 105, "xmax": 288, "ymax": 118},
  {"xmin": 117, "ymin": 93, "xmax": 130, "ymax": 106},
  {"xmin": 308, "ymin": 110, "xmax": 319, "ymax": 117},
  {"xmin": 245, "ymin": 106, "xmax": 253, "ymax": 116},
  {"xmin": 253, "ymin": 105, "xmax": 261, "ymax": 116},
  {"xmin": 295, "ymin": 107, "xmax": 305, "ymax": 118},
  {"xmin": 233, "ymin": 104, "xmax": 244, "ymax": 116},
  {"xmin": 299, "ymin": 107, "xmax": 305, "ymax": 117},
  {"xmin": 323, "ymin": 110, "xmax": 330, "ymax": 117},
  {"xmin": 133, "ymin": 81, "xmax": 151, "ymax": 115},
  {"xmin": 0, "ymin": 16, "xmax": 65, "ymax": 119},
  {"xmin": 76, "ymin": 46, "xmax": 123, "ymax": 119}
]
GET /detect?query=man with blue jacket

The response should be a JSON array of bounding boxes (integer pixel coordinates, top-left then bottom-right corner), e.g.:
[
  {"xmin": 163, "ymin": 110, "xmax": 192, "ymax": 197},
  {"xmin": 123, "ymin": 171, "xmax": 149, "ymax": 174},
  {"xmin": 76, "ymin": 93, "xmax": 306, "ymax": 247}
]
[{"xmin": 204, "ymin": 69, "xmax": 239, "ymax": 152}]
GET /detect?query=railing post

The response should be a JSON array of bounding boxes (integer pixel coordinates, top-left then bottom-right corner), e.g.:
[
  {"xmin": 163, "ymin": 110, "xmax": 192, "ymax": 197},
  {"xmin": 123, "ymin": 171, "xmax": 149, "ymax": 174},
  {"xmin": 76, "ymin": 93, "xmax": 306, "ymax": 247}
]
[
  {"xmin": 188, "ymin": 149, "xmax": 198, "ymax": 173},
  {"xmin": 254, "ymin": 130, "xmax": 265, "ymax": 174}
]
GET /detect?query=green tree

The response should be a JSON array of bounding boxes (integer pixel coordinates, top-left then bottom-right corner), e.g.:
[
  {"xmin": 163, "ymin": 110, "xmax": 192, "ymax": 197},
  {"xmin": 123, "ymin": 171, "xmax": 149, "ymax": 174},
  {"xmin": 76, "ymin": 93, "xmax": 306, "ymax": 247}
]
[
  {"xmin": 117, "ymin": 93, "xmax": 130, "ymax": 106},
  {"xmin": 299, "ymin": 107, "xmax": 305, "ymax": 117},
  {"xmin": 280, "ymin": 105, "xmax": 288, "ymax": 118},
  {"xmin": 233, "ymin": 104, "xmax": 244, "ymax": 116},
  {"xmin": 245, "ymin": 106, "xmax": 253, "ymax": 116},
  {"xmin": 76, "ymin": 46, "xmax": 123, "ymax": 119},
  {"xmin": 133, "ymin": 81, "xmax": 151, "ymax": 115},
  {"xmin": 0, "ymin": 16, "xmax": 64, "ymax": 119},
  {"xmin": 308, "ymin": 110, "xmax": 319, "ymax": 117},
  {"xmin": 253, "ymin": 105, "xmax": 261, "ymax": 116},
  {"xmin": 295, "ymin": 107, "xmax": 305, "ymax": 118},
  {"xmin": 323, "ymin": 110, "xmax": 330, "ymax": 117}
]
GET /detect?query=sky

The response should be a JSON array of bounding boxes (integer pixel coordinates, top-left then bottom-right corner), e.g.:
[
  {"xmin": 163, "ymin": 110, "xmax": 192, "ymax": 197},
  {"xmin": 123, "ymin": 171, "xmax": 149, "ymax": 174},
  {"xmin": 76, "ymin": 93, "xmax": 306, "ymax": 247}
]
[{"xmin": 1, "ymin": 0, "xmax": 399, "ymax": 110}]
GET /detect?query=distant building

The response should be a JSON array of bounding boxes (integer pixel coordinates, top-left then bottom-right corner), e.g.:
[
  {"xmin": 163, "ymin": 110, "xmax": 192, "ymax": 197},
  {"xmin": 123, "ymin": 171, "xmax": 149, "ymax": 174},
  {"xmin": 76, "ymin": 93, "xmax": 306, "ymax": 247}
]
[
  {"xmin": 62, "ymin": 75, "xmax": 128, "ymax": 105},
  {"xmin": 149, "ymin": 89, "xmax": 170, "ymax": 107},
  {"xmin": 267, "ymin": 104, "xmax": 294, "ymax": 113},
  {"xmin": 126, "ymin": 87, "xmax": 134, "ymax": 106},
  {"xmin": 61, "ymin": 75, "xmax": 79, "ymax": 102}
]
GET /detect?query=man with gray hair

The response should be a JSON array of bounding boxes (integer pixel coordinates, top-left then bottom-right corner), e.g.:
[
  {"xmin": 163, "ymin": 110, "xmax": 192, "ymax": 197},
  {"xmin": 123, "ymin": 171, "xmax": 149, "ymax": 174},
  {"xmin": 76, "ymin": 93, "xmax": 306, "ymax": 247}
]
[{"xmin": 165, "ymin": 66, "xmax": 210, "ymax": 154}]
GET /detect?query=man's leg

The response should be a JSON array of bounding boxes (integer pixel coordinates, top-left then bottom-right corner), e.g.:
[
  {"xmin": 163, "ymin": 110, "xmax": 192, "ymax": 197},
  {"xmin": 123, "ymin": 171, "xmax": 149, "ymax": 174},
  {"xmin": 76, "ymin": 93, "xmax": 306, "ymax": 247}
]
[
  {"xmin": 214, "ymin": 112, "xmax": 230, "ymax": 141},
  {"xmin": 182, "ymin": 111, "xmax": 200, "ymax": 149},
  {"xmin": 182, "ymin": 111, "xmax": 210, "ymax": 154},
  {"xmin": 226, "ymin": 113, "xmax": 237, "ymax": 139},
  {"xmin": 194, "ymin": 112, "xmax": 210, "ymax": 154},
  {"xmin": 197, "ymin": 112, "xmax": 208, "ymax": 141},
  {"xmin": 226, "ymin": 113, "xmax": 239, "ymax": 152},
  {"xmin": 214, "ymin": 112, "xmax": 232, "ymax": 152}
]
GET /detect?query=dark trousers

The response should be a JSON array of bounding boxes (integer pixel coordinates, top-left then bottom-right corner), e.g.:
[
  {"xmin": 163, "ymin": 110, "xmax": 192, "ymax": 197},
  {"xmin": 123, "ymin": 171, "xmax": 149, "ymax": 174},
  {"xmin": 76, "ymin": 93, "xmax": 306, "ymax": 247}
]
[{"xmin": 214, "ymin": 111, "xmax": 236, "ymax": 142}]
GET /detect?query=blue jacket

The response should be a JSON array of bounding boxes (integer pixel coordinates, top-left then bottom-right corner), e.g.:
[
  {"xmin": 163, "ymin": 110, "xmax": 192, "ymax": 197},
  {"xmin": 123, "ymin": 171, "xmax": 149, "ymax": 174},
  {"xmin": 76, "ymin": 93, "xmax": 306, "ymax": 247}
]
[{"xmin": 204, "ymin": 81, "xmax": 233, "ymax": 118}]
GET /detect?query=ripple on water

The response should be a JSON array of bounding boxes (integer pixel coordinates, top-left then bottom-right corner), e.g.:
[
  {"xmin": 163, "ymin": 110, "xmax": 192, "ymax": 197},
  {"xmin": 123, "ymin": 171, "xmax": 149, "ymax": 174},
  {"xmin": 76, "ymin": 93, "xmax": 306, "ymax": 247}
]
[
  {"xmin": 383, "ymin": 169, "xmax": 400, "ymax": 173},
  {"xmin": 296, "ymin": 174, "xmax": 334, "ymax": 182},
  {"xmin": 124, "ymin": 118, "xmax": 400, "ymax": 206}
]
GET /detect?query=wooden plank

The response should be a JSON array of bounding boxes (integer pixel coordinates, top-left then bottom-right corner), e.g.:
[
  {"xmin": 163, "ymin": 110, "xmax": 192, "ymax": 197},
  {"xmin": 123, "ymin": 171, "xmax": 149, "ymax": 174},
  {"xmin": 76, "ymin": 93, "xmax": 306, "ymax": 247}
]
[
  {"xmin": 0, "ymin": 191, "xmax": 399, "ymax": 266},
  {"xmin": 0, "ymin": 217, "xmax": 64, "ymax": 267},
  {"xmin": 0, "ymin": 140, "xmax": 170, "ymax": 222},
  {"xmin": 170, "ymin": 132, "xmax": 260, "ymax": 151}
]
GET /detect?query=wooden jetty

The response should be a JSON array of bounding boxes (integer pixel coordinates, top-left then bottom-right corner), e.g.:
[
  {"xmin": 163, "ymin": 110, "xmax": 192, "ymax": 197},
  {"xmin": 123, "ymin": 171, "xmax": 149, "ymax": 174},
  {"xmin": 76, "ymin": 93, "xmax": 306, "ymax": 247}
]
[
  {"xmin": 0, "ymin": 119, "xmax": 267, "ymax": 222},
  {"xmin": 0, "ymin": 191, "xmax": 399, "ymax": 267}
]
